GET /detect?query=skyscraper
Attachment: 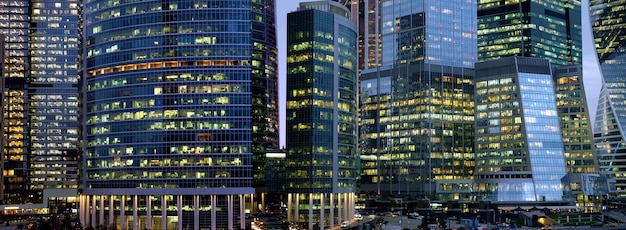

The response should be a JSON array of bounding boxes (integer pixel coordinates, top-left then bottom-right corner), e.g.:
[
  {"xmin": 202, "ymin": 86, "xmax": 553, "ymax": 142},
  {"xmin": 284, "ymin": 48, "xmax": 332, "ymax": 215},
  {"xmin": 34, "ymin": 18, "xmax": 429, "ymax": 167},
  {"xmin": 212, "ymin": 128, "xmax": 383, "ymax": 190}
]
[
  {"xmin": 477, "ymin": 0, "xmax": 582, "ymax": 66},
  {"xmin": 590, "ymin": 0, "xmax": 626, "ymax": 196},
  {"xmin": 358, "ymin": 0, "xmax": 477, "ymax": 201},
  {"xmin": 0, "ymin": 0, "xmax": 80, "ymax": 216},
  {"xmin": 474, "ymin": 56, "xmax": 568, "ymax": 204},
  {"xmin": 79, "ymin": 1, "xmax": 278, "ymax": 229},
  {"xmin": 286, "ymin": 1, "xmax": 358, "ymax": 228}
]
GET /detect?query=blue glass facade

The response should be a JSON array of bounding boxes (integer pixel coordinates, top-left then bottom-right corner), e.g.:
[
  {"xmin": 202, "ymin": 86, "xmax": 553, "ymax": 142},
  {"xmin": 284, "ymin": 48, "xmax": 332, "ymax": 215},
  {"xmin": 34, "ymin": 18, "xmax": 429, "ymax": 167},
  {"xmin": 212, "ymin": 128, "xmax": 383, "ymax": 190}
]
[
  {"xmin": 590, "ymin": 0, "xmax": 626, "ymax": 196},
  {"xmin": 478, "ymin": 0, "xmax": 582, "ymax": 66},
  {"xmin": 286, "ymin": 1, "xmax": 358, "ymax": 228},
  {"xmin": 475, "ymin": 57, "xmax": 567, "ymax": 202},
  {"xmin": 0, "ymin": 0, "xmax": 80, "ymax": 216},
  {"xmin": 359, "ymin": 0, "xmax": 476, "ymax": 201},
  {"xmin": 81, "ymin": 0, "xmax": 278, "ymax": 229}
]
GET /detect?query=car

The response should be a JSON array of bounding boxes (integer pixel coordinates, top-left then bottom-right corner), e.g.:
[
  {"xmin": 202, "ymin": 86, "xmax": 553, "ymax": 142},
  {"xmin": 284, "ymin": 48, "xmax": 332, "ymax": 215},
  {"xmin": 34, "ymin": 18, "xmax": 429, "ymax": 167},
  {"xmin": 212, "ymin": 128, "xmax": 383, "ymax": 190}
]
[
  {"xmin": 354, "ymin": 213, "xmax": 363, "ymax": 221},
  {"xmin": 341, "ymin": 220, "xmax": 350, "ymax": 228}
]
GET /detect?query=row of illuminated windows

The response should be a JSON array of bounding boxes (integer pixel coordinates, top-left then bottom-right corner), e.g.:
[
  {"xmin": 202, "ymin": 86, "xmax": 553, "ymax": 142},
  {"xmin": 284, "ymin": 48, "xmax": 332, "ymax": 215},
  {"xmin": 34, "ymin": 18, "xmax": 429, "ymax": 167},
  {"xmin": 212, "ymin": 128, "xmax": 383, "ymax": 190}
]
[
  {"xmin": 477, "ymin": 133, "xmax": 524, "ymax": 142},
  {"xmin": 476, "ymin": 109, "xmax": 521, "ymax": 119},
  {"xmin": 87, "ymin": 108, "xmax": 242, "ymax": 123},
  {"xmin": 88, "ymin": 120, "xmax": 243, "ymax": 135},
  {"xmin": 86, "ymin": 60, "xmax": 245, "ymax": 78},
  {"xmin": 87, "ymin": 144, "xmax": 249, "ymax": 157},
  {"xmin": 32, "ymin": 142, "xmax": 76, "ymax": 149},
  {"xmin": 287, "ymin": 99, "xmax": 334, "ymax": 109},
  {"xmin": 476, "ymin": 158, "xmax": 527, "ymax": 166},
  {"xmin": 87, "ymin": 157, "xmax": 243, "ymax": 169},
  {"xmin": 476, "ymin": 141, "xmax": 524, "ymax": 150},
  {"xmin": 476, "ymin": 125, "xmax": 521, "ymax": 134},
  {"xmin": 87, "ymin": 170, "xmax": 245, "ymax": 180}
]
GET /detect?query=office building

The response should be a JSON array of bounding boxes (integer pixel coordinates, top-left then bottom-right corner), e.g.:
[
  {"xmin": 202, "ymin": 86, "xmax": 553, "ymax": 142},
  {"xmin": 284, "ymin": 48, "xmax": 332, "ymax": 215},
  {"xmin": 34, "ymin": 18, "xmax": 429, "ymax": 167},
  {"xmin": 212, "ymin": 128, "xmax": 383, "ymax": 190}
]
[
  {"xmin": 477, "ymin": 0, "xmax": 582, "ymax": 66},
  {"xmin": 79, "ymin": 0, "xmax": 278, "ymax": 229},
  {"xmin": 474, "ymin": 56, "xmax": 568, "ymax": 204},
  {"xmin": 358, "ymin": 0, "xmax": 477, "ymax": 202},
  {"xmin": 590, "ymin": 0, "xmax": 626, "ymax": 197},
  {"xmin": 286, "ymin": 1, "xmax": 358, "ymax": 229},
  {"xmin": 0, "ymin": 0, "xmax": 80, "ymax": 216}
]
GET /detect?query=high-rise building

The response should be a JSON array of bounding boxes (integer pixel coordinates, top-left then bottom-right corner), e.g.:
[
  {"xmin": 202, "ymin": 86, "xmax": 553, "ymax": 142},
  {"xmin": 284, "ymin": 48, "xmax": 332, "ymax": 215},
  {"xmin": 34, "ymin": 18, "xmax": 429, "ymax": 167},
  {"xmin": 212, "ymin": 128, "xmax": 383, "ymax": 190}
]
[
  {"xmin": 358, "ymin": 0, "xmax": 477, "ymax": 202},
  {"xmin": 590, "ymin": 0, "xmax": 626, "ymax": 197},
  {"xmin": 79, "ymin": 0, "xmax": 278, "ymax": 229},
  {"xmin": 286, "ymin": 1, "xmax": 358, "ymax": 229},
  {"xmin": 477, "ymin": 0, "xmax": 582, "ymax": 66},
  {"xmin": 474, "ymin": 56, "xmax": 568, "ymax": 204},
  {"xmin": 0, "ymin": 0, "xmax": 80, "ymax": 216}
]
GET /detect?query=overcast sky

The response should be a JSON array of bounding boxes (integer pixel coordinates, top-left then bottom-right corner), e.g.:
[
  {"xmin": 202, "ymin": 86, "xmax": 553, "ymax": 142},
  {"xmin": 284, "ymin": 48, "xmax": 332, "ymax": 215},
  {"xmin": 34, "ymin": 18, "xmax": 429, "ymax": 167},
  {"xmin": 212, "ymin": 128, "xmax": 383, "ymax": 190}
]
[{"xmin": 275, "ymin": 0, "xmax": 602, "ymax": 147}]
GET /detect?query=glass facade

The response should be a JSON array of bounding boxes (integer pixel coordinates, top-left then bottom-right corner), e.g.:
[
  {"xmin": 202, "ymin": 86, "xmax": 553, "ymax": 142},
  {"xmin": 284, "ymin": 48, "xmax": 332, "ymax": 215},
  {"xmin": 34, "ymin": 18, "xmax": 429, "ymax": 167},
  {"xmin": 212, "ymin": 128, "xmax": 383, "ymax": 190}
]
[
  {"xmin": 286, "ymin": 1, "xmax": 358, "ymax": 228},
  {"xmin": 358, "ymin": 0, "xmax": 476, "ymax": 201},
  {"xmin": 81, "ymin": 0, "xmax": 278, "ymax": 228},
  {"xmin": 0, "ymin": 0, "xmax": 80, "ymax": 214},
  {"xmin": 475, "ymin": 57, "xmax": 567, "ymax": 202},
  {"xmin": 591, "ymin": 0, "xmax": 626, "ymax": 197},
  {"xmin": 478, "ymin": 0, "xmax": 582, "ymax": 66}
]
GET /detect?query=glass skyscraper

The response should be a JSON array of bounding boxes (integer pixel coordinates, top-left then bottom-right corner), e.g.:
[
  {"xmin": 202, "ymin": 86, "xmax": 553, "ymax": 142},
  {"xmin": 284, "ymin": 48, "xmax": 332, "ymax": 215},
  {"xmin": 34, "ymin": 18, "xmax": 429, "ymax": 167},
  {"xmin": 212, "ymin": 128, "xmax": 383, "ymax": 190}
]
[
  {"xmin": 590, "ymin": 0, "xmax": 626, "ymax": 197},
  {"xmin": 0, "ymin": 0, "xmax": 80, "ymax": 216},
  {"xmin": 358, "ymin": 0, "xmax": 476, "ymax": 201},
  {"xmin": 477, "ymin": 0, "xmax": 582, "ymax": 66},
  {"xmin": 79, "ymin": 1, "xmax": 278, "ymax": 229},
  {"xmin": 286, "ymin": 1, "xmax": 358, "ymax": 229},
  {"xmin": 474, "ymin": 56, "xmax": 568, "ymax": 203}
]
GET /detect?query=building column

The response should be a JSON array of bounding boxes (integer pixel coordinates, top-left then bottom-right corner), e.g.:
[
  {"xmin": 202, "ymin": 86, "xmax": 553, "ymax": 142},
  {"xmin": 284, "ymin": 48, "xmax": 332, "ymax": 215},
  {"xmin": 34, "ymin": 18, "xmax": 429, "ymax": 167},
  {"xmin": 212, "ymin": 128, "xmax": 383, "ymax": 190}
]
[
  {"xmin": 320, "ymin": 194, "xmax": 325, "ymax": 230},
  {"xmin": 161, "ymin": 195, "xmax": 167, "ymax": 230},
  {"xmin": 337, "ymin": 193, "xmax": 342, "ymax": 225},
  {"xmin": 78, "ymin": 195, "xmax": 84, "ymax": 227},
  {"xmin": 330, "ymin": 193, "xmax": 334, "ymax": 228},
  {"xmin": 211, "ymin": 195, "xmax": 216, "ymax": 230},
  {"xmin": 133, "ymin": 195, "xmax": 138, "ymax": 230},
  {"xmin": 194, "ymin": 195, "xmax": 199, "ymax": 230},
  {"xmin": 261, "ymin": 192, "xmax": 265, "ymax": 213},
  {"xmin": 294, "ymin": 193, "xmax": 299, "ymax": 223},
  {"xmin": 249, "ymin": 193, "xmax": 255, "ymax": 215},
  {"xmin": 91, "ymin": 195, "xmax": 97, "ymax": 228},
  {"xmin": 287, "ymin": 193, "xmax": 292, "ymax": 222},
  {"xmin": 146, "ymin": 195, "xmax": 152, "ymax": 230},
  {"xmin": 99, "ymin": 195, "xmax": 105, "ymax": 227},
  {"xmin": 109, "ymin": 195, "xmax": 114, "ymax": 228},
  {"xmin": 240, "ymin": 194, "xmax": 245, "ymax": 230},
  {"xmin": 228, "ymin": 195, "xmax": 233, "ymax": 230},
  {"xmin": 85, "ymin": 195, "xmax": 91, "ymax": 227},
  {"xmin": 308, "ymin": 194, "xmax": 313, "ymax": 230},
  {"xmin": 120, "ymin": 195, "xmax": 125, "ymax": 230},
  {"xmin": 177, "ymin": 195, "xmax": 183, "ymax": 230}
]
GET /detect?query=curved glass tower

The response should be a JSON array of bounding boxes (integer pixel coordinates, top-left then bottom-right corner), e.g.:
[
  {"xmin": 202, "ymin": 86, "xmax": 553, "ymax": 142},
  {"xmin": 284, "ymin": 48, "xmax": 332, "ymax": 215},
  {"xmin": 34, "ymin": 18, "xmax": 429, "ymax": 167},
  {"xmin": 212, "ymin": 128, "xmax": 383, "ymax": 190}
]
[
  {"xmin": 79, "ymin": 1, "xmax": 278, "ymax": 229},
  {"xmin": 590, "ymin": 0, "xmax": 626, "ymax": 196}
]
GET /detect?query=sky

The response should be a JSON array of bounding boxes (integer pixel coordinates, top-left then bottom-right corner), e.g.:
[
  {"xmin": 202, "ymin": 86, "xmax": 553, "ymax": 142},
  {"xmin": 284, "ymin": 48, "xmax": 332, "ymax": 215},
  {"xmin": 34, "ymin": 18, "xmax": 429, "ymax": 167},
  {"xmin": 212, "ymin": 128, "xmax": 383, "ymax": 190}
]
[{"xmin": 275, "ymin": 0, "xmax": 602, "ymax": 147}]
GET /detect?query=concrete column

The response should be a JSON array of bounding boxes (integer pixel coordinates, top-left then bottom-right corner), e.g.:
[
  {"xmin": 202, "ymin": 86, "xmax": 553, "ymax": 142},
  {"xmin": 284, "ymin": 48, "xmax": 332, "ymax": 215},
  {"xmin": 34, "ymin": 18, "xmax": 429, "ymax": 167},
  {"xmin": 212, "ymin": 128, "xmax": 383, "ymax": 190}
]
[
  {"xmin": 330, "ymin": 193, "xmax": 334, "ymax": 227},
  {"xmin": 133, "ymin": 195, "xmax": 138, "ymax": 230},
  {"xmin": 337, "ymin": 193, "xmax": 342, "ymax": 224},
  {"xmin": 294, "ymin": 193, "xmax": 299, "ymax": 223},
  {"xmin": 261, "ymin": 193, "xmax": 265, "ymax": 213},
  {"xmin": 161, "ymin": 195, "xmax": 167, "ymax": 230},
  {"xmin": 91, "ymin": 195, "xmax": 97, "ymax": 228},
  {"xmin": 177, "ymin": 195, "xmax": 183, "ymax": 230},
  {"xmin": 320, "ymin": 194, "xmax": 325, "ymax": 229},
  {"xmin": 194, "ymin": 195, "xmax": 199, "ymax": 230},
  {"xmin": 109, "ymin": 195, "xmax": 114, "ymax": 228},
  {"xmin": 99, "ymin": 196, "xmax": 105, "ymax": 226},
  {"xmin": 287, "ymin": 193, "xmax": 292, "ymax": 222},
  {"xmin": 228, "ymin": 195, "xmax": 233, "ymax": 230},
  {"xmin": 308, "ymin": 194, "xmax": 313, "ymax": 230},
  {"xmin": 249, "ymin": 193, "xmax": 254, "ymax": 215},
  {"xmin": 78, "ymin": 195, "xmax": 84, "ymax": 227},
  {"xmin": 146, "ymin": 195, "xmax": 152, "ymax": 230},
  {"xmin": 120, "ymin": 195, "xmax": 125, "ymax": 230},
  {"xmin": 211, "ymin": 195, "xmax": 216, "ymax": 230},
  {"xmin": 85, "ymin": 195, "xmax": 91, "ymax": 227},
  {"xmin": 240, "ymin": 194, "xmax": 245, "ymax": 230}
]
